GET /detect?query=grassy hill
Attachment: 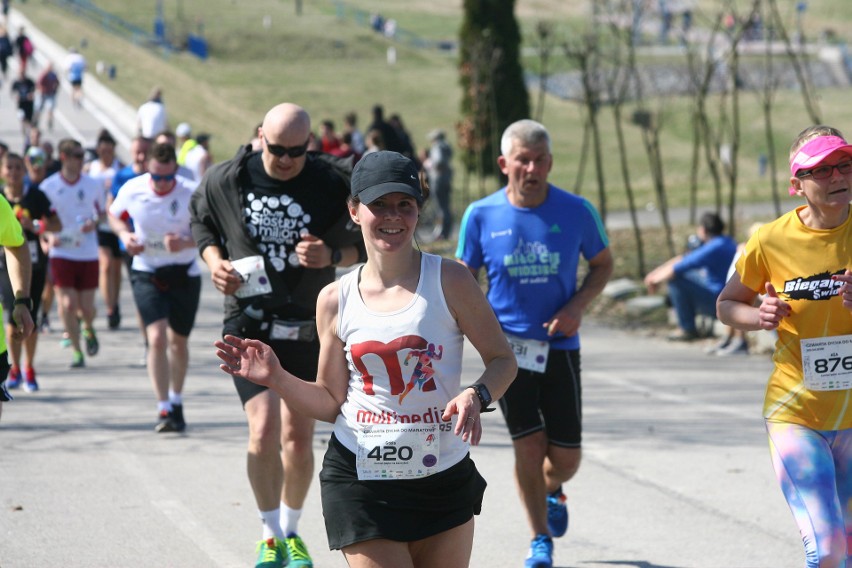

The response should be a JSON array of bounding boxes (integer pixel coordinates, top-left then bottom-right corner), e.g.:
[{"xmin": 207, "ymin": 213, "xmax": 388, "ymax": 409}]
[{"xmin": 16, "ymin": 0, "xmax": 852, "ymax": 248}]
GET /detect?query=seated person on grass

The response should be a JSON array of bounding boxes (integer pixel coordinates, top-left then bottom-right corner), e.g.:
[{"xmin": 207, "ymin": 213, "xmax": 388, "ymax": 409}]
[{"xmin": 644, "ymin": 212, "xmax": 737, "ymax": 341}]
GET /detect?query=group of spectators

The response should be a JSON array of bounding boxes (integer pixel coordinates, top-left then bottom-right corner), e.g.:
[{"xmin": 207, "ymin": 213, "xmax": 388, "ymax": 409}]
[
  {"xmin": 312, "ymin": 105, "xmax": 416, "ymax": 165},
  {"xmin": 312, "ymin": 105, "xmax": 455, "ymax": 240}
]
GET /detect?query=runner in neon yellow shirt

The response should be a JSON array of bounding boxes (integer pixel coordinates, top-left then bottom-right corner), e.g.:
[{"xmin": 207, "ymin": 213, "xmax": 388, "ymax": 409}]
[{"xmin": 0, "ymin": 193, "xmax": 35, "ymax": 420}]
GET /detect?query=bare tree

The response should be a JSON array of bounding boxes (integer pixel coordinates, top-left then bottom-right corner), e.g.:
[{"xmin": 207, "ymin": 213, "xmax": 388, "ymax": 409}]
[
  {"xmin": 767, "ymin": 0, "xmax": 821, "ymax": 123},
  {"xmin": 757, "ymin": 0, "xmax": 783, "ymax": 217},
  {"xmin": 563, "ymin": 33, "xmax": 608, "ymax": 222},
  {"xmin": 601, "ymin": 0, "xmax": 647, "ymax": 276},
  {"xmin": 572, "ymin": 118, "xmax": 591, "ymax": 196},
  {"xmin": 682, "ymin": 12, "xmax": 726, "ymax": 223},
  {"xmin": 638, "ymin": 107, "xmax": 676, "ymax": 256},
  {"xmin": 532, "ymin": 21, "xmax": 556, "ymax": 123},
  {"xmin": 719, "ymin": 1, "xmax": 761, "ymax": 238}
]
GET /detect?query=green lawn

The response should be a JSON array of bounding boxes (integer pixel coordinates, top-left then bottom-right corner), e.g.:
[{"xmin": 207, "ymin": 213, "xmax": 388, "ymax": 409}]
[{"xmin": 17, "ymin": 0, "xmax": 852, "ymax": 221}]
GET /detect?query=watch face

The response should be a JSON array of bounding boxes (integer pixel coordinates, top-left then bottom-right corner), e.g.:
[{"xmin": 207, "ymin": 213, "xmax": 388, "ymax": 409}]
[{"xmin": 476, "ymin": 384, "xmax": 491, "ymax": 406}]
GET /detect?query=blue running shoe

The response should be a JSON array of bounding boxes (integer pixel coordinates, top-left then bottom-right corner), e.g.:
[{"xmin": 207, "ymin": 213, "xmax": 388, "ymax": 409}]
[
  {"xmin": 255, "ymin": 537, "xmax": 289, "ymax": 567},
  {"xmin": 23, "ymin": 368, "xmax": 38, "ymax": 392},
  {"xmin": 524, "ymin": 534, "xmax": 553, "ymax": 568},
  {"xmin": 6, "ymin": 367, "xmax": 22, "ymax": 389},
  {"xmin": 547, "ymin": 487, "xmax": 568, "ymax": 538}
]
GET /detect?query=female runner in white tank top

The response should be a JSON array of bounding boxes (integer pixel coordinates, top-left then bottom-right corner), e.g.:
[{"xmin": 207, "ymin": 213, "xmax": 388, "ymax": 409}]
[{"xmin": 216, "ymin": 151, "xmax": 517, "ymax": 567}]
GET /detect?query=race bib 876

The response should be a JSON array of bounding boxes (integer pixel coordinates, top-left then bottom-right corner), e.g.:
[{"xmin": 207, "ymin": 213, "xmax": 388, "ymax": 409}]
[{"xmin": 801, "ymin": 334, "xmax": 852, "ymax": 391}]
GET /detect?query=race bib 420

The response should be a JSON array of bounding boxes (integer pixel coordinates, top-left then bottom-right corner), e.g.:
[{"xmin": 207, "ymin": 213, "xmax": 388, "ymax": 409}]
[{"xmin": 356, "ymin": 423, "xmax": 440, "ymax": 480}]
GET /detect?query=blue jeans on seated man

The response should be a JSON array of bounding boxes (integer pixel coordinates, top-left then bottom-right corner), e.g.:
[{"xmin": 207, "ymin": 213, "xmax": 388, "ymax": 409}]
[{"xmin": 667, "ymin": 270, "xmax": 719, "ymax": 335}]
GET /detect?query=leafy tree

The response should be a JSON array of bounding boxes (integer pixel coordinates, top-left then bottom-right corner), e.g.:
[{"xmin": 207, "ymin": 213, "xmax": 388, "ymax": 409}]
[{"xmin": 459, "ymin": 0, "xmax": 530, "ymax": 184}]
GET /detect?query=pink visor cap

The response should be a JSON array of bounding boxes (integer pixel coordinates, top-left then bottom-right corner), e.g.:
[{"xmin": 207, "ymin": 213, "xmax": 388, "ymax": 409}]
[{"xmin": 788, "ymin": 135, "xmax": 852, "ymax": 194}]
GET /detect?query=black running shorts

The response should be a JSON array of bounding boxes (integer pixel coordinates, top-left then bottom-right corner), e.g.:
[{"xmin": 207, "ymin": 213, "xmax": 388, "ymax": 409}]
[
  {"xmin": 498, "ymin": 348, "xmax": 582, "ymax": 448},
  {"xmin": 320, "ymin": 434, "xmax": 485, "ymax": 550},
  {"xmin": 129, "ymin": 270, "xmax": 201, "ymax": 336},
  {"xmin": 96, "ymin": 230, "xmax": 122, "ymax": 258},
  {"xmin": 231, "ymin": 333, "xmax": 321, "ymax": 406}
]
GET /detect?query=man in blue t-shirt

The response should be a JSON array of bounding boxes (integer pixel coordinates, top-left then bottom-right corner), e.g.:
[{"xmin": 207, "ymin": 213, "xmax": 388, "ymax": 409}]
[
  {"xmin": 456, "ymin": 119, "xmax": 613, "ymax": 568},
  {"xmin": 644, "ymin": 211, "xmax": 737, "ymax": 341}
]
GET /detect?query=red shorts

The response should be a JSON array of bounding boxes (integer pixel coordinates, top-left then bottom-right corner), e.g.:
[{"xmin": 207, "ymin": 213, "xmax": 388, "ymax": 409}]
[{"xmin": 49, "ymin": 258, "xmax": 99, "ymax": 290}]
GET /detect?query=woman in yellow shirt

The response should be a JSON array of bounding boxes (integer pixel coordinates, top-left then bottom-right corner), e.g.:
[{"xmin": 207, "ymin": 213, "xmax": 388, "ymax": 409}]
[{"xmin": 718, "ymin": 125, "xmax": 852, "ymax": 567}]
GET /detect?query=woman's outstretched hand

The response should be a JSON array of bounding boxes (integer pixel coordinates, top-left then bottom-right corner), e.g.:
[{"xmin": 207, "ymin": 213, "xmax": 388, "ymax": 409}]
[{"xmin": 215, "ymin": 335, "xmax": 281, "ymax": 386}]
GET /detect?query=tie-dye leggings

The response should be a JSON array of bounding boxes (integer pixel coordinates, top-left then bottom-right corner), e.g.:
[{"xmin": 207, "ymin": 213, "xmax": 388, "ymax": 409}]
[{"xmin": 766, "ymin": 420, "xmax": 852, "ymax": 568}]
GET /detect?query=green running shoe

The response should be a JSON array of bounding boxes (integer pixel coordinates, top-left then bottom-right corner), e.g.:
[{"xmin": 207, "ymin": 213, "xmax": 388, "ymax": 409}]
[
  {"xmin": 284, "ymin": 534, "xmax": 312, "ymax": 567},
  {"xmin": 83, "ymin": 328, "xmax": 99, "ymax": 356},
  {"xmin": 70, "ymin": 350, "xmax": 85, "ymax": 369},
  {"xmin": 255, "ymin": 537, "xmax": 288, "ymax": 568}
]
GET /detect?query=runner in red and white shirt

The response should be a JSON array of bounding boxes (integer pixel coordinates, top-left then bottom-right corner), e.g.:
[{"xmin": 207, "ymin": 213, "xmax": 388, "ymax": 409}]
[{"xmin": 40, "ymin": 138, "xmax": 105, "ymax": 369}]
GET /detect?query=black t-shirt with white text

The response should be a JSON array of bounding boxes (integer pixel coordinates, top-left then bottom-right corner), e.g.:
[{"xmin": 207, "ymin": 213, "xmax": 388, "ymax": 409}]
[{"xmin": 240, "ymin": 153, "xmax": 351, "ymax": 300}]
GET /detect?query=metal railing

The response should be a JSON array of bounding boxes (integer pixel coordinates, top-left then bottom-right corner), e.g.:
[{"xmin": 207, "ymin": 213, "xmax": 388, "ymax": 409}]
[
  {"xmin": 333, "ymin": 0, "xmax": 456, "ymax": 53},
  {"xmin": 46, "ymin": 0, "xmax": 176, "ymax": 56}
]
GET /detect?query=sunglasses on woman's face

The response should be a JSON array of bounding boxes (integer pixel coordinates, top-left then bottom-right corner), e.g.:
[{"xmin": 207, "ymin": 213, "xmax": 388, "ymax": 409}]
[
  {"xmin": 263, "ymin": 134, "xmax": 309, "ymax": 158},
  {"xmin": 797, "ymin": 160, "xmax": 852, "ymax": 180}
]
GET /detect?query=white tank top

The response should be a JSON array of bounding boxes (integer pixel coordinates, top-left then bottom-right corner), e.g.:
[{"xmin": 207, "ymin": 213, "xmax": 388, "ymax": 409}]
[{"xmin": 333, "ymin": 252, "xmax": 467, "ymax": 473}]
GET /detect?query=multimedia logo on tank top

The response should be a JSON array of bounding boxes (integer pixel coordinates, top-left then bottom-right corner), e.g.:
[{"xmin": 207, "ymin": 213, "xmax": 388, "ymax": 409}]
[{"xmin": 350, "ymin": 335, "xmax": 447, "ymax": 424}]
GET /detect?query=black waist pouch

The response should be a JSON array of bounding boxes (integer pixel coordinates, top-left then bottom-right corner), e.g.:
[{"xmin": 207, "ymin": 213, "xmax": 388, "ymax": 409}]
[
  {"xmin": 268, "ymin": 318, "xmax": 317, "ymax": 342},
  {"xmin": 151, "ymin": 262, "xmax": 193, "ymax": 291}
]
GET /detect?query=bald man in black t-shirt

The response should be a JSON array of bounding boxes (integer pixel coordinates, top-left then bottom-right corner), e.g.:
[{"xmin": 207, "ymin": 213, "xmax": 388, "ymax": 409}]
[{"xmin": 191, "ymin": 102, "xmax": 364, "ymax": 567}]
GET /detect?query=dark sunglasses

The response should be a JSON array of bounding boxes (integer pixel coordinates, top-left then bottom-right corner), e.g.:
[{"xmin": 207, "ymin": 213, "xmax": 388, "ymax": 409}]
[
  {"xmin": 67, "ymin": 151, "xmax": 85, "ymax": 159},
  {"xmin": 263, "ymin": 134, "xmax": 309, "ymax": 158},
  {"xmin": 150, "ymin": 173, "xmax": 176, "ymax": 182},
  {"xmin": 797, "ymin": 160, "xmax": 852, "ymax": 180}
]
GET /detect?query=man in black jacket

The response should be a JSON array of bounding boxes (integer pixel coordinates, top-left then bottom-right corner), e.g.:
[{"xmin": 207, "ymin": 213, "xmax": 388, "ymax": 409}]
[{"xmin": 190, "ymin": 102, "xmax": 364, "ymax": 568}]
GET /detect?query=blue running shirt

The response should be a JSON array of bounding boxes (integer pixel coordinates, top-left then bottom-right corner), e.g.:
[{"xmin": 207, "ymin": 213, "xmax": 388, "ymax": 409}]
[{"xmin": 456, "ymin": 185, "xmax": 608, "ymax": 350}]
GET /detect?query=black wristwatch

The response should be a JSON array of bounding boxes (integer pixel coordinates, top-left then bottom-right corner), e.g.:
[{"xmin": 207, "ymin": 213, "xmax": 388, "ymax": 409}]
[
  {"xmin": 330, "ymin": 247, "xmax": 342, "ymax": 266},
  {"xmin": 13, "ymin": 297, "xmax": 33, "ymax": 310},
  {"xmin": 467, "ymin": 383, "xmax": 494, "ymax": 412}
]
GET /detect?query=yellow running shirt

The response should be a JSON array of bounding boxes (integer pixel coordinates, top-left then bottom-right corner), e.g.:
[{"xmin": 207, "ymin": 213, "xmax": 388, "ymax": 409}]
[
  {"xmin": 0, "ymin": 197, "xmax": 26, "ymax": 354},
  {"xmin": 736, "ymin": 205, "xmax": 852, "ymax": 430}
]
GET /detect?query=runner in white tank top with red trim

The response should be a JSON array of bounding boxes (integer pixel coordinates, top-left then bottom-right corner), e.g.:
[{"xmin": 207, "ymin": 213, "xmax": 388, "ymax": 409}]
[{"xmin": 216, "ymin": 151, "xmax": 517, "ymax": 567}]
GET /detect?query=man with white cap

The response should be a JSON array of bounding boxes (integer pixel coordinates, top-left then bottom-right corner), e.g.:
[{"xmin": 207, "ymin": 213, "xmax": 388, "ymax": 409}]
[{"xmin": 175, "ymin": 122, "xmax": 196, "ymax": 166}]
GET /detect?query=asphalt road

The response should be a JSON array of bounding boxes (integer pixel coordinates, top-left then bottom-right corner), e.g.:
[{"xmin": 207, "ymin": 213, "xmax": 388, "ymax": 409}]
[
  {"xmin": 0, "ymin": 8, "xmax": 804, "ymax": 568},
  {"xmin": 0, "ymin": 272, "xmax": 803, "ymax": 567}
]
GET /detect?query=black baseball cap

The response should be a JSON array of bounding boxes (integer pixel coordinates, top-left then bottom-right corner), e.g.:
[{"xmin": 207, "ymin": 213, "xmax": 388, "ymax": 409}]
[{"xmin": 351, "ymin": 151, "xmax": 423, "ymax": 205}]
